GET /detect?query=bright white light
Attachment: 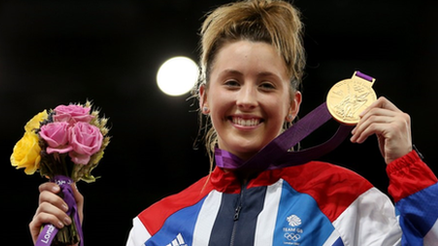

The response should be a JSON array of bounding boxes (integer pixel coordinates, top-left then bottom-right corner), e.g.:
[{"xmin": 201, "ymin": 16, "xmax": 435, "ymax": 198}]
[{"xmin": 156, "ymin": 56, "xmax": 199, "ymax": 96}]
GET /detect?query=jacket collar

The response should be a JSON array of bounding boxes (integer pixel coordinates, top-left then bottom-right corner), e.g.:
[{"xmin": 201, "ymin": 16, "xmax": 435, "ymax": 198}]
[{"xmin": 209, "ymin": 166, "xmax": 284, "ymax": 193}]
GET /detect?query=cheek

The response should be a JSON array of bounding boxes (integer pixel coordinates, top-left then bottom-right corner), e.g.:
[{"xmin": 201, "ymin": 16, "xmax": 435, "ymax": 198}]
[
  {"xmin": 207, "ymin": 87, "xmax": 233, "ymax": 118},
  {"xmin": 209, "ymin": 100, "xmax": 231, "ymax": 128},
  {"xmin": 265, "ymin": 98, "xmax": 290, "ymax": 133},
  {"xmin": 267, "ymin": 95, "xmax": 290, "ymax": 119},
  {"xmin": 206, "ymin": 96, "xmax": 225, "ymax": 129}
]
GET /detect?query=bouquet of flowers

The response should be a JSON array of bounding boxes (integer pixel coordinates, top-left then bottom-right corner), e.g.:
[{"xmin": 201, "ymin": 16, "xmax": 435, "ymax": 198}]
[{"xmin": 11, "ymin": 101, "xmax": 110, "ymax": 246}]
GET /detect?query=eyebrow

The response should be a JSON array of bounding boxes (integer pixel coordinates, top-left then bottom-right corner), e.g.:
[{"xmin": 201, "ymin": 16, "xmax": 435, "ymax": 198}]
[
  {"xmin": 219, "ymin": 69, "xmax": 243, "ymax": 76},
  {"xmin": 257, "ymin": 71, "xmax": 281, "ymax": 79},
  {"xmin": 219, "ymin": 69, "xmax": 282, "ymax": 79}
]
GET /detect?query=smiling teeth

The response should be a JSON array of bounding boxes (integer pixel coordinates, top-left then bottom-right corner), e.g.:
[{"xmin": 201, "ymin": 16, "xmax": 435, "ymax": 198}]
[{"xmin": 232, "ymin": 117, "xmax": 260, "ymax": 126}]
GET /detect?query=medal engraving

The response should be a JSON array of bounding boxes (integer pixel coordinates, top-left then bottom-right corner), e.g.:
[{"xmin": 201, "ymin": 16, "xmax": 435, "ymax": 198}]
[{"xmin": 326, "ymin": 72, "xmax": 377, "ymax": 125}]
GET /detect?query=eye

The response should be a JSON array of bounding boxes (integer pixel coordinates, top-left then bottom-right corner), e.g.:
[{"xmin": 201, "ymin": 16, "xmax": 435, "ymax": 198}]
[
  {"xmin": 224, "ymin": 79, "xmax": 240, "ymax": 88},
  {"xmin": 259, "ymin": 81, "xmax": 276, "ymax": 90}
]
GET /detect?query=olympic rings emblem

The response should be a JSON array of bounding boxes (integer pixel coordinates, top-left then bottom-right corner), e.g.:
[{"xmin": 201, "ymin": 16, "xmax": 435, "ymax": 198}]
[{"xmin": 284, "ymin": 233, "xmax": 301, "ymax": 241}]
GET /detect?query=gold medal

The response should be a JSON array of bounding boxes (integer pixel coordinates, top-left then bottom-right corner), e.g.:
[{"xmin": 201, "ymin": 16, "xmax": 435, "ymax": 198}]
[{"xmin": 326, "ymin": 71, "xmax": 377, "ymax": 125}]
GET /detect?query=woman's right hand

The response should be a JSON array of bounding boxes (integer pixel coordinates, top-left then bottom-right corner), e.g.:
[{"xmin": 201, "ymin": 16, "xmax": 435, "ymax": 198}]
[{"xmin": 29, "ymin": 182, "xmax": 84, "ymax": 245}]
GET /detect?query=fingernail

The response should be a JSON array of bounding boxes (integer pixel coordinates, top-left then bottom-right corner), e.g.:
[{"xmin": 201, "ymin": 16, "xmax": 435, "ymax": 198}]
[
  {"xmin": 57, "ymin": 221, "xmax": 65, "ymax": 228},
  {"xmin": 52, "ymin": 186, "xmax": 60, "ymax": 193},
  {"xmin": 62, "ymin": 203, "xmax": 69, "ymax": 212},
  {"xmin": 64, "ymin": 216, "xmax": 72, "ymax": 225}
]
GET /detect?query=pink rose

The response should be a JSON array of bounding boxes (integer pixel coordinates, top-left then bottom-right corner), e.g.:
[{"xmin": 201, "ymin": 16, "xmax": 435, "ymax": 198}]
[
  {"xmin": 53, "ymin": 104, "xmax": 94, "ymax": 124},
  {"xmin": 39, "ymin": 122, "xmax": 73, "ymax": 154},
  {"xmin": 69, "ymin": 122, "xmax": 103, "ymax": 165}
]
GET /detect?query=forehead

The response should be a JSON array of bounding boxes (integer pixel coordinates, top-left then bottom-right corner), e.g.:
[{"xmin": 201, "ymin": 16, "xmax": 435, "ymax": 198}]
[{"xmin": 210, "ymin": 40, "xmax": 288, "ymax": 78}]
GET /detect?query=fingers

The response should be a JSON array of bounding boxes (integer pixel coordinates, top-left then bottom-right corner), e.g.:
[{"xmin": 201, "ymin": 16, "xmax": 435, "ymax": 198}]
[
  {"xmin": 350, "ymin": 96, "xmax": 412, "ymax": 164},
  {"xmin": 29, "ymin": 182, "xmax": 72, "ymax": 244},
  {"xmin": 38, "ymin": 183, "xmax": 67, "ymax": 208},
  {"xmin": 38, "ymin": 182, "xmax": 60, "ymax": 193},
  {"xmin": 358, "ymin": 96, "xmax": 402, "ymax": 118},
  {"xmin": 32, "ymin": 197, "xmax": 71, "ymax": 228},
  {"xmin": 30, "ymin": 182, "xmax": 85, "ymax": 244},
  {"xmin": 352, "ymin": 97, "xmax": 398, "ymax": 142},
  {"xmin": 351, "ymin": 108, "xmax": 403, "ymax": 143}
]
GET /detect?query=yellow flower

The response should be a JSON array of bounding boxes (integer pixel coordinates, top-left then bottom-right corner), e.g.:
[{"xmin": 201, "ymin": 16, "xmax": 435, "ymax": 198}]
[
  {"xmin": 11, "ymin": 131, "xmax": 42, "ymax": 175},
  {"xmin": 24, "ymin": 110, "xmax": 48, "ymax": 132}
]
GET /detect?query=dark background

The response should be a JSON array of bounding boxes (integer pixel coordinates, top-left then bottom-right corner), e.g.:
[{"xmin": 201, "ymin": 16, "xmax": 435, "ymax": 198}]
[{"xmin": 2, "ymin": 0, "xmax": 437, "ymax": 245}]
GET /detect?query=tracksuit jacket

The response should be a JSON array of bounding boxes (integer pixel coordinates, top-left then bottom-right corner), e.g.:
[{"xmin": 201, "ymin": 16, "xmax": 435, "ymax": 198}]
[{"xmin": 126, "ymin": 150, "xmax": 438, "ymax": 245}]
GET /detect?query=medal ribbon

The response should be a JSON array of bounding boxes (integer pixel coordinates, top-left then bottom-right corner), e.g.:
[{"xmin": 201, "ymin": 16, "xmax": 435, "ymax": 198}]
[
  {"xmin": 35, "ymin": 175, "xmax": 83, "ymax": 246},
  {"xmin": 215, "ymin": 71, "xmax": 373, "ymax": 170}
]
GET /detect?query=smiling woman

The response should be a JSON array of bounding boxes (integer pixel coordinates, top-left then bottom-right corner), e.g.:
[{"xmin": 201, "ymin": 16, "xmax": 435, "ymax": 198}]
[{"xmin": 199, "ymin": 40, "xmax": 301, "ymax": 161}]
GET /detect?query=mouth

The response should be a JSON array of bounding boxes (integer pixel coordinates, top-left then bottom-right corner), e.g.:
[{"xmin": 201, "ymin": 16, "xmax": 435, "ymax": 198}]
[{"xmin": 229, "ymin": 116, "xmax": 263, "ymax": 127}]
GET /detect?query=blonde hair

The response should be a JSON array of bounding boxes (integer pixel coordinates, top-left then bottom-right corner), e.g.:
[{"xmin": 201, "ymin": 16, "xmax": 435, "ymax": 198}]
[{"xmin": 193, "ymin": 0, "xmax": 306, "ymax": 167}]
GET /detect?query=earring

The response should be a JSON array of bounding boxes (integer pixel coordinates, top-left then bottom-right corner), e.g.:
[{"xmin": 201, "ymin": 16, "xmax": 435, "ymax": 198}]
[
  {"xmin": 287, "ymin": 114, "xmax": 293, "ymax": 122},
  {"xmin": 202, "ymin": 106, "xmax": 210, "ymax": 115}
]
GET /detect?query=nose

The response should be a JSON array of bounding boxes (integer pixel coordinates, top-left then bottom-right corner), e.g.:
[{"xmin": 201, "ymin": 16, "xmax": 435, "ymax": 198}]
[{"xmin": 236, "ymin": 84, "xmax": 258, "ymax": 110}]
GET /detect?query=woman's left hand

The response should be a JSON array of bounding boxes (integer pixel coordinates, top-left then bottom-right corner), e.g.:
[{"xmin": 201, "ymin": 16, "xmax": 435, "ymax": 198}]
[{"xmin": 350, "ymin": 96, "xmax": 412, "ymax": 164}]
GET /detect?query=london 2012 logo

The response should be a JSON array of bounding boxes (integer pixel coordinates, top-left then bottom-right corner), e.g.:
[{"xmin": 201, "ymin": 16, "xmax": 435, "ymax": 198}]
[{"xmin": 283, "ymin": 214, "xmax": 303, "ymax": 245}]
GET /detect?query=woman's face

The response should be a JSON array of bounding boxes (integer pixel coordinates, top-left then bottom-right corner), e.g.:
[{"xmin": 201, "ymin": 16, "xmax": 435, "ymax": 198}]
[{"xmin": 200, "ymin": 40, "xmax": 301, "ymax": 160}]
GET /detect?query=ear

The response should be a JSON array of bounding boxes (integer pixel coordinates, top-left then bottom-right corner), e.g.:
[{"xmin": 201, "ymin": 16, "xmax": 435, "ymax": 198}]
[
  {"xmin": 199, "ymin": 83, "xmax": 209, "ymax": 113},
  {"xmin": 286, "ymin": 91, "xmax": 302, "ymax": 122}
]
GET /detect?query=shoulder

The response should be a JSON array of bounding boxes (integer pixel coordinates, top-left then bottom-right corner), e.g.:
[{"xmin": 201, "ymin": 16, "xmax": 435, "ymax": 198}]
[
  {"xmin": 280, "ymin": 161, "xmax": 375, "ymax": 221},
  {"xmin": 280, "ymin": 161, "xmax": 373, "ymax": 192},
  {"xmin": 136, "ymin": 174, "xmax": 214, "ymax": 236}
]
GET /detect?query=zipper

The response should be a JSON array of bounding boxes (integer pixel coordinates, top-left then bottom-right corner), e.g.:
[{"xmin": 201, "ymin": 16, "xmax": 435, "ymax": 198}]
[
  {"xmin": 230, "ymin": 183, "xmax": 246, "ymax": 246},
  {"xmin": 234, "ymin": 205, "xmax": 242, "ymax": 221}
]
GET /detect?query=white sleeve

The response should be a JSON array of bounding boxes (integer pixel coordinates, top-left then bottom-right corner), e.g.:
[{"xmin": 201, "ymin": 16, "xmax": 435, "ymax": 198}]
[
  {"xmin": 126, "ymin": 217, "xmax": 151, "ymax": 246},
  {"xmin": 332, "ymin": 187, "xmax": 402, "ymax": 246}
]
